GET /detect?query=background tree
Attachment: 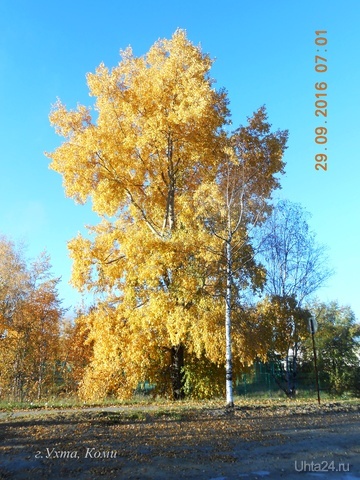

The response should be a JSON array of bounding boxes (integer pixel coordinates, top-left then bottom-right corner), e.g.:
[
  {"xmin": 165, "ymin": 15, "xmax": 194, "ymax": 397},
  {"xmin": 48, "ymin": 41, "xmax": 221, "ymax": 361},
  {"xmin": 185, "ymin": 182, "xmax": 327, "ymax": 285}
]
[
  {"xmin": 256, "ymin": 199, "xmax": 333, "ymax": 397},
  {"xmin": 0, "ymin": 236, "xmax": 29, "ymax": 400},
  {"xmin": 26, "ymin": 253, "xmax": 63, "ymax": 400},
  {"xmin": 0, "ymin": 236, "xmax": 63, "ymax": 401},
  {"xmin": 301, "ymin": 301, "xmax": 360, "ymax": 395},
  {"xmin": 259, "ymin": 199, "xmax": 332, "ymax": 302},
  {"xmin": 58, "ymin": 312, "xmax": 94, "ymax": 395},
  {"xmin": 0, "ymin": 235, "xmax": 28, "ymax": 330},
  {"xmin": 256, "ymin": 295, "xmax": 310, "ymax": 397}
]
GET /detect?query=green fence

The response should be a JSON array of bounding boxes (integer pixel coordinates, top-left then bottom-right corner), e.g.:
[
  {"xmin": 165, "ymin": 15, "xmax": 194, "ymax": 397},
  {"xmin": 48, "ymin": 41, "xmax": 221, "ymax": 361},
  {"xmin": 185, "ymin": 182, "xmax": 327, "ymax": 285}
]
[{"xmin": 235, "ymin": 361, "xmax": 320, "ymax": 397}]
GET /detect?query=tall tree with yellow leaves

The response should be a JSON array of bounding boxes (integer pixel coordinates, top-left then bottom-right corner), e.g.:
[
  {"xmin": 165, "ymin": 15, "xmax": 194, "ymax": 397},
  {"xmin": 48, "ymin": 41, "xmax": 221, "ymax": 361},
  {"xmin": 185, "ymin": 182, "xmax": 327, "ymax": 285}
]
[
  {"xmin": 47, "ymin": 30, "xmax": 230, "ymax": 400},
  {"xmin": 47, "ymin": 31, "xmax": 288, "ymax": 402}
]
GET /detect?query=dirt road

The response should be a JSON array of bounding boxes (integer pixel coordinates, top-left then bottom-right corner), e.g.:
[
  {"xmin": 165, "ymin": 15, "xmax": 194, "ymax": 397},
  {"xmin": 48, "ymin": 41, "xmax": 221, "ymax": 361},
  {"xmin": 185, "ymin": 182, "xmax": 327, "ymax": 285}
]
[{"xmin": 0, "ymin": 402, "xmax": 359, "ymax": 479}]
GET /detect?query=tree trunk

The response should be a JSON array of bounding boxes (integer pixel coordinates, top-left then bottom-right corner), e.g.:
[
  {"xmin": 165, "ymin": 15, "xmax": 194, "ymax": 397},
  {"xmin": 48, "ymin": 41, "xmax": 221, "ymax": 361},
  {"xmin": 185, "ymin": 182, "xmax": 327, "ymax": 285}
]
[
  {"xmin": 170, "ymin": 344, "xmax": 185, "ymax": 400},
  {"xmin": 290, "ymin": 342, "xmax": 298, "ymax": 397},
  {"xmin": 225, "ymin": 240, "xmax": 234, "ymax": 407},
  {"xmin": 37, "ymin": 360, "xmax": 44, "ymax": 401}
]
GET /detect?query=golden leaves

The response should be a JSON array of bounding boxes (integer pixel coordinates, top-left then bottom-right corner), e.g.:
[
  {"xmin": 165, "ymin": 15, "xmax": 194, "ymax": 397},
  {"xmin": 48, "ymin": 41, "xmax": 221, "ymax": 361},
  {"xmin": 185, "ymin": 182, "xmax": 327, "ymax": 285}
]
[
  {"xmin": 47, "ymin": 29, "xmax": 227, "ymax": 222},
  {"xmin": 0, "ymin": 237, "xmax": 63, "ymax": 400},
  {"xmin": 47, "ymin": 30, "xmax": 289, "ymax": 401}
]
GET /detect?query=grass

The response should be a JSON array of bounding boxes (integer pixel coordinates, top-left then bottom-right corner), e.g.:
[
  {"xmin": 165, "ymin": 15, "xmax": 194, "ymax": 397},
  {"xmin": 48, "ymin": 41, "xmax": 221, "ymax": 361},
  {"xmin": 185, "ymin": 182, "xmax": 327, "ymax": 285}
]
[
  {"xmin": 0, "ymin": 391, "xmax": 359, "ymax": 413},
  {"xmin": 0, "ymin": 394, "xmax": 152, "ymax": 412}
]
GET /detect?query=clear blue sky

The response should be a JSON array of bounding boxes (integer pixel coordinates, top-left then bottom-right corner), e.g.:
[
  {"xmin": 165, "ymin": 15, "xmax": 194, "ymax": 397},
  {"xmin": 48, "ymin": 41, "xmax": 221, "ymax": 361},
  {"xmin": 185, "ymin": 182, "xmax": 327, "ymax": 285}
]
[{"xmin": 1, "ymin": 0, "xmax": 359, "ymax": 319}]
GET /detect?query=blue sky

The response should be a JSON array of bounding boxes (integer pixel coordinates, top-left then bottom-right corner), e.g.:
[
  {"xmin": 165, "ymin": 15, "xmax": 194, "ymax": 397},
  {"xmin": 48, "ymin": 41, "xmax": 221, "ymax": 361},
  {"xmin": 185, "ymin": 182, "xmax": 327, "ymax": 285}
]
[{"xmin": 1, "ymin": 0, "xmax": 359, "ymax": 319}]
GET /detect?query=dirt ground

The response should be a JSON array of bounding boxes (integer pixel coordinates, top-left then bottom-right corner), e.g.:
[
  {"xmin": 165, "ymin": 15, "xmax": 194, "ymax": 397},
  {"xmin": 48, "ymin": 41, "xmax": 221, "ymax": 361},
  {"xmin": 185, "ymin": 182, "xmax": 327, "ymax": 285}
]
[{"xmin": 0, "ymin": 402, "xmax": 359, "ymax": 479}]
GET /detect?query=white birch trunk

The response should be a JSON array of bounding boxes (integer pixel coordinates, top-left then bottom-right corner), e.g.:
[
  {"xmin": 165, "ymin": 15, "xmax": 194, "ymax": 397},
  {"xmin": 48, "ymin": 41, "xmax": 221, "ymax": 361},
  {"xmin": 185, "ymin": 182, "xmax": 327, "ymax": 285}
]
[{"xmin": 225, "ymin": 239, "xmax": 234, "ymax": 407}]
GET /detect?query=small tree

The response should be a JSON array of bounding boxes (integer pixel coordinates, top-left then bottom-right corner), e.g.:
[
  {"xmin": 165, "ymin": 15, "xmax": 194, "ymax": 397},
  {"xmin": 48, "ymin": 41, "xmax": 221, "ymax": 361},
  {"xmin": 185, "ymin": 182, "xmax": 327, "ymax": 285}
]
[
  {"xmin": 257, "ymin": 200, "xmax": 333, "ymax": 397},
  {"xmin": 256, "ymin": 295, "xmax": 310, "ymax": 397},
  {"xmin": 259, "ymin": 200, "xmax": 332, "ymax": 302},
  {"xmin": 27, "ymin": 253, "xmax": 63, "ymax": 400},
  {"xmin": 301, "ymin": 301, "xmax": 360, "ymax": 395},
  {"xmin": 58, "ymin": 313, "xmax": 94, "ymax": 395},
  {"xmin": 0, "ymin": 237, "xmax": 63, "ymax": 401}
]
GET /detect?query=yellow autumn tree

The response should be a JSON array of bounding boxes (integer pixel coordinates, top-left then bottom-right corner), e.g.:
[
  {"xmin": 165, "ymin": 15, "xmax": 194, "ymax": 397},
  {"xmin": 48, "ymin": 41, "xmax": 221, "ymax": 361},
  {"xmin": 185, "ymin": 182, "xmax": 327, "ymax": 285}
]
[
  {"xmin": 47, "ymin": 29, "xmax": 232, "ymax": 400},
  {"xmin": 256, "ymin": 295, "xmax": 310, "ymax": 397},
  {"xmin": 47, "ymin": 30, "xmax": 288, "ymax": 401},
  {"xmin": 58, "ymin": 313, "xmax": 94, "ymax": 395},
  {"xmin": 193, "ymin": 106, "xmax": 288, "ymax": 405},
  {"xmin": 0, "ymin": 237, "xmax": 63, "ymax": 401},
  {"xmin": 0, "ymin": 236, "xmax": 28, "ymax": 400}
]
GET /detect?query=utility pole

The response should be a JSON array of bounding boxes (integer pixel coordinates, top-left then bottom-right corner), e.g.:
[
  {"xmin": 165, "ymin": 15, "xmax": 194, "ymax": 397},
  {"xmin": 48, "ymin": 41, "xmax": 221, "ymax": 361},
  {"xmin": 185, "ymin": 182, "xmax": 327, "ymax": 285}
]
[{"xmin": 309, "ymin": 316, "xmax": 321, "ymax": 405}]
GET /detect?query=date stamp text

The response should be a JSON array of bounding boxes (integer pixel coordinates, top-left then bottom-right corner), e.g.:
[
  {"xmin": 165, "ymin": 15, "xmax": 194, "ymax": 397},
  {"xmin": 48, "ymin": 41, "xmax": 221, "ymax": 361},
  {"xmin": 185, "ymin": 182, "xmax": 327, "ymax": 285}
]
[{"xmin": 314, "ymin": 30, "xmax": 328, "ymax": 171}]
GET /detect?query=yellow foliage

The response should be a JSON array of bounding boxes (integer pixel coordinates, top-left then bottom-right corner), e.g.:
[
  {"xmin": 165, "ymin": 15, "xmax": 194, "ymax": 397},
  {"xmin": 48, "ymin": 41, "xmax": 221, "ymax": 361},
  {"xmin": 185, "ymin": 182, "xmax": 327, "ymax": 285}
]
[
  {"xmin": 256, "ymin": 295, "xmax": 310, "ymax": 357},
  {"xmin": 0, "ymin": 238, "xmax": 63, "ymax": 400},
  {"xmin": 47, "ymin": 30, "xmax": 288, "ymax": 401}
]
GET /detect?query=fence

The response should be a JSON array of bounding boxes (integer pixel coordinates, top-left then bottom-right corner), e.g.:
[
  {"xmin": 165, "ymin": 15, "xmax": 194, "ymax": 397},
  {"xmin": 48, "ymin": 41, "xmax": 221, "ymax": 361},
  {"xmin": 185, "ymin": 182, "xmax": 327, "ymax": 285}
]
[{"xmin": 235, "ymin": 361, "xmax": 321, "ymax": 397}]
